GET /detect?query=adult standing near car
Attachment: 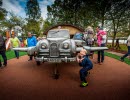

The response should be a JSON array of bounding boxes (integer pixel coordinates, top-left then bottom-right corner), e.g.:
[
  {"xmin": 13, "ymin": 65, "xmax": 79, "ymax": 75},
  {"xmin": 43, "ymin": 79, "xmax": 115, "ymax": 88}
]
[
  {"xmin": 84, "ymin": 26, "xmax": 94, "ymax": 46},
  {"xmin": 120, "ymin": 35, "xmax": 130, "ymax": 62},
  {"xmin": 0, "ymin": 33, "xmax": 7, "ymax": 68},
  {"xmin": 84, "ymin": 26, "xmax": 95, "ymax": 59},
  {"xmin": 10, "ymin": 34, "xmax": 21, "ymax": 59},
  {"xmin": 27, "ymin": 32, "xmax": 37, "ymax": 61},
  {"xmin": 96, "ymin": 26, "xmax": 107, "ymax": 64}
]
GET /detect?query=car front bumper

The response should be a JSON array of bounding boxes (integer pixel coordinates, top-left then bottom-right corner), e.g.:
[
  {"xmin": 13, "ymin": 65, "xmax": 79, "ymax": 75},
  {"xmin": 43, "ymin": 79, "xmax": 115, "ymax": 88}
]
[{"xmin": 35, "ymin": 57, "xmax": 76, "ymax": 63}]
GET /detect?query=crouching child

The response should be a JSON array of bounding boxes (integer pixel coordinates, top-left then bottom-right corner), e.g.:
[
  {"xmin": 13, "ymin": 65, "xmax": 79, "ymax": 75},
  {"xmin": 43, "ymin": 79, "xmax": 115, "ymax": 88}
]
[{"xmin": 76, "ymin": 49, "xmax": 93, "ymax": 87}]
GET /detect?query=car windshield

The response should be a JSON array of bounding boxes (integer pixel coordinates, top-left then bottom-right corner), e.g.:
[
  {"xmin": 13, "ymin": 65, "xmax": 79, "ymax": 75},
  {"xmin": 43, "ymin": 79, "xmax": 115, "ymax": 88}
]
[{"xmin": 47, "ymin": 30, "xmax": 70, "ymax": 38}]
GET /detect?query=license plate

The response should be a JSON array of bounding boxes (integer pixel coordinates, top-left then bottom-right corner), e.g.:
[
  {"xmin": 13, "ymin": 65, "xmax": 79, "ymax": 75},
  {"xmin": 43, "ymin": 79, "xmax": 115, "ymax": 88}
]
[{"xmin": 47, "ymin": 58, "xmax": 61, "ymax": 62}]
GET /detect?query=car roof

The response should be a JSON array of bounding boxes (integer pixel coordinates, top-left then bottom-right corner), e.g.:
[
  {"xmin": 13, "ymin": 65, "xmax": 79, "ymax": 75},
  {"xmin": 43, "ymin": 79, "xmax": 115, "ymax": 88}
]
[{"xmin": 49, "ymin": 29, "xmax": 69, "ymax": 31}]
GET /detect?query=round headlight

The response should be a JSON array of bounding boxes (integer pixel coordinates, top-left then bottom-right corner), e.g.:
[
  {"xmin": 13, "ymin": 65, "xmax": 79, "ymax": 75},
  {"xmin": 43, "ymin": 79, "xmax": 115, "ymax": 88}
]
[
  {"xmin": 41, "ymin": 43, "xmax": 47, "ymax": 49},
  {"xmin": 63, "ymin": 43, "xmax": 69, "ymax": 49}
]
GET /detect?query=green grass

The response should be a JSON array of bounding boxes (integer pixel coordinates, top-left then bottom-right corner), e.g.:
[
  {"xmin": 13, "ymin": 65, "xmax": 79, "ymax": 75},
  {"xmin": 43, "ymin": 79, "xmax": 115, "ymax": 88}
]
[
  {"xmin": 107, "ymin": 43, "xmax": 128, "ymax": 51},
  {"xmin": 0, "ymin": 50, "xmax": 27, "ymax": 61},
  {"xmin": 105, "ymin": 52, "xmax": 130, "ymax": 65}
]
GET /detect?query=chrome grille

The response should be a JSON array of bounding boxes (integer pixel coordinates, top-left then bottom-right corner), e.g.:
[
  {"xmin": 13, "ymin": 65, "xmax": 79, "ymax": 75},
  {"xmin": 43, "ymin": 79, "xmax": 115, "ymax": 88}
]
[{"xmin": 50, "ymin": 43, "xmax": 59, "ymax": 57}]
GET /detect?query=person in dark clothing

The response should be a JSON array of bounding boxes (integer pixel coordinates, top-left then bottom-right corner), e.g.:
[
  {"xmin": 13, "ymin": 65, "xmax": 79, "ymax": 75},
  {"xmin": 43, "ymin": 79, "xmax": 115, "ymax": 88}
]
[
  {"xmin": 115, "ymin": 38, "xmax": 121, "ymax": 50},
  {"xmin": 0, "ymin": 33, "xmax": 7, "ymax": 68},
  {"xmin": 77, "ymin": 49, "xmax": 93, "ymax": 87},
  {"xmin": 96, "ymin": 26, "xmax": 107, "ymax": 64},
  {"xmin": 120, "ymin": 35, "xmax": 130, "ymax": 62}
]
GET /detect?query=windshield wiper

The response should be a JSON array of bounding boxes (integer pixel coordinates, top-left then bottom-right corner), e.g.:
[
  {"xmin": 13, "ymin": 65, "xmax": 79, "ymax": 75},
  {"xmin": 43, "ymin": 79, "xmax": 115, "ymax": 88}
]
[{"xmin": 52, "ymin": 31, "xmax": 59, "ymax": 34}]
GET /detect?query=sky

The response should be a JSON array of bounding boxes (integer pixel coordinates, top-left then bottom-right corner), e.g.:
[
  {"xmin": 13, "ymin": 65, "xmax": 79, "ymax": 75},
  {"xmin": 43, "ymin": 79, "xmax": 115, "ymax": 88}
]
[{"xmin": 2, "ymin": 0, "xmax": 55, "ymax": 19}]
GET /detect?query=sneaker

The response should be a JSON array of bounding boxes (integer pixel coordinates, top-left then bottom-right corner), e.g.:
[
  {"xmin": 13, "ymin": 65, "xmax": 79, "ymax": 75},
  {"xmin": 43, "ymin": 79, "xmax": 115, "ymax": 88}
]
[
  {"xmin": 120, "ymin": 58, "xmax": 124, "ymax": 62},
  {"xmin": 0, "ymin": 66, "xmax": 3, "ymax": 68},
  {"xmin": 2, "ymin": 64, "xmax": 7, "ymax": 67},
  {"xmin": 80, "ymin": 82, "xmax": 88, "ymax": 87},
  {"xmin": 94, "ymin": 61, "xmax": 100, "ymax": 64},
  {"xmin": 100, "ymin": 62, "xmax": 103, "ymax": 65},
  {"xmin": 88, "ymin": 71, "xmax": 90, "ymax": 75},
  {"xmin": 28, "ymin": 59, "xmax": 32, "ymax": 61},
  {"xmin": 0, "ymin": 64, "xmax": 6, "ymax": 68}
]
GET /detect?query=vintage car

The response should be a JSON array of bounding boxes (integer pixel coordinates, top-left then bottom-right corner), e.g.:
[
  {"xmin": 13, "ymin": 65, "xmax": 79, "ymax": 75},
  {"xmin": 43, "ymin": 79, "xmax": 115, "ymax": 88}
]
[
  {"xmin": 72, "ymin": 32, "xmax": 86, "ymax": 47},
  {"xmin": 13, "ymin": 28, "xmax": 108, "ymax": 79},
  {"xmin": 35, "ymin": 29, "xmax": 77, "ymax": 64},
  {"xmin": 13, "ymin": 29, "xmax": 108, "ymax": 64}
]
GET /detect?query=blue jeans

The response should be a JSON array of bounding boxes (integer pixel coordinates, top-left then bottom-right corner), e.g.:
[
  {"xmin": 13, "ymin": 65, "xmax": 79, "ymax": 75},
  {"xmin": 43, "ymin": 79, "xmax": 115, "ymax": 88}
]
[
  {"xmin": 14, "ymin": 50, "xmax": 19, "ymax": 58},
  {"xmin": 97, "ymin": 43, "xmax": 105, "ymax": 63},
  {"xmin": 0, "ymin": 51, "xmax": 7, "ymax": 66},
  {"xmin": 121, "ymin": 46, "xmax": 130, "ymax": 59},
  {"xmin": 79, "ymin": 67, "xmax": 90, "ymax": 82}
]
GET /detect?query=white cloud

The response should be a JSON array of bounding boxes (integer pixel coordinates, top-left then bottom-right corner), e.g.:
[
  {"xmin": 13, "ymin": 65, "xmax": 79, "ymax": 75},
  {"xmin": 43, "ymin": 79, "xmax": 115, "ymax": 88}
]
[
  {"xmin": 39, "ymin": 0, "xmax": 54, "ymax": 5},
  {"xmin": 39, "ymin": 0, "xmax": 54, "ymax": 19},
  {"xmin": 2, "ymin": 0, "xmax": 23, "ymax": 14},
  {"xmin": 49, "ymin": 0, "xmax": 55, "ymax": 3},
  {"xmin": 40, "ymin": 6, "xmax": 48, "ymax": 19},
  {"xmin": 2, "ymin": 0, "xmax": 54, "ymax": 19}
]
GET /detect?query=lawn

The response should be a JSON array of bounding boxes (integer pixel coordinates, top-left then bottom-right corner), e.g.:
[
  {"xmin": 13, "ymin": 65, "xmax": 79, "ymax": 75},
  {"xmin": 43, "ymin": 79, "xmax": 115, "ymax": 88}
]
[
  {"xmin": 0, "ymin": 50, "xmax": 27, "ymax": 61},
  {"xmin": 105, "ymin": 52, "xmax": 130, "ymax": 65},
  {"xmin": 107, "ymin": 43, "xmax": 128, "ymax": 51}
]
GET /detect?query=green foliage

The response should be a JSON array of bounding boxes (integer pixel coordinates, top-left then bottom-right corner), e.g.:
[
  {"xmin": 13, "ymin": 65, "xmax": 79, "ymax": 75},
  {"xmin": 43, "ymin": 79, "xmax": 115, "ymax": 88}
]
[
  {"xmin": 42, "ymin": 19, "xmax": 52, "ymax": 32},
  {"xmin": 107, "ymin": 43, "xmax": 128, "ymax": 51},
  {"xmin": 47, "ymin": 0, "xmax": 86, "ymax": 26},
  {"xmin": 0, "ymin": 0, "xmax": 7, "ymax": 21},
  {"xmin": 25, "ymin": 0, "xmax": 41, "ymax": 20},
  {"xmin": 24, "ymin": 0, "xmax": 42, "ymax": 36},
  {"xmin": 105, "ymin": 52, "xmax": 130, "ymax": 65},
  {"xmin": 47, "ymin": 0, "xmax": 130, "ymax": 34},
  {"xmin": 1, "ymin": 12, "xmax": 25, "ymax": 30},
  {"xmin": 24, "ymin": 19, "xmax": 41, "ymax": 37},
  {"xmin": 0, "ymin": 50, "xmax": 27, "ymax": 61}
]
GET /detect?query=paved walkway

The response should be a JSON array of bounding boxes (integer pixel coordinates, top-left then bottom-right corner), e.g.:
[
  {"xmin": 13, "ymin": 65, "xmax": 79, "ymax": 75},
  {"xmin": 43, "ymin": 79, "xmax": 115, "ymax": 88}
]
[{"xmin": 0, "ymin": 54, "xmax": 130, "ymax": 100}]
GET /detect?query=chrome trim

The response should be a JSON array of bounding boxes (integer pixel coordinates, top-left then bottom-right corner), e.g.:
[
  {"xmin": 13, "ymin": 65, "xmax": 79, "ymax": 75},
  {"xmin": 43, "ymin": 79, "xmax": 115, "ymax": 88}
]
[
  {"xmin": 50, "ymin": 43, "xmax": 59, "ymax": 57},
  {"xmin": 35, "ymin": 57, "xmax": 76, "ymax": 62}
]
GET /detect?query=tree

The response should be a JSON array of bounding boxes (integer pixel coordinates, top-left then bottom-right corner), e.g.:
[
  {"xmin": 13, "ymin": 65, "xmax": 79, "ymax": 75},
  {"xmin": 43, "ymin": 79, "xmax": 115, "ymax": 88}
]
[
  {"xmin": 25, "ymin": 0, "xmax": 41, "ymax": 36},
  {"xmin": 0, "ymin": 0, "xmax": 7, "ymax": 21},
  {"xmin": 46, "ymin": 0, "xmax": 111, "ymax": 28},
  {"xmin": 2, "ymin": 12, "xmax": 25, "ymax": 32},
  {"xmin": 25, "ymin": 0, "xmax": 41, "ymax": 20},
  {"xmin": 46, "ymin": 0, "xmax": 130, "ymax": 43},
  {"xmin": 106, "ymin": 0, "xmax": 130, "ymax": 47},
  {"xmin": 42, "ymin": 18, "xmax": 52, "ymax": 32},
  {"xmin": 23, "ymin": 19, "xmax": 41, "ymax": 37}
]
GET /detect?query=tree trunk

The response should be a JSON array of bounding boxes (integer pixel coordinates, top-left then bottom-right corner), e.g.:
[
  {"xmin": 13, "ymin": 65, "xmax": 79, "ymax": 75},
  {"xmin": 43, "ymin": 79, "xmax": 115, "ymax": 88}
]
[{"xmin": 112, "ymin": 31, "xmax": 117, "ymax": 47}]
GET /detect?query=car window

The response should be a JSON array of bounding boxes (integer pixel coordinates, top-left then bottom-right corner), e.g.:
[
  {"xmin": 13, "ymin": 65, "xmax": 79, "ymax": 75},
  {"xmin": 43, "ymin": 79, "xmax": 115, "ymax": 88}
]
[{"xmin": 47, "ymin": 30, "xmax": 70, "ymax": 38}]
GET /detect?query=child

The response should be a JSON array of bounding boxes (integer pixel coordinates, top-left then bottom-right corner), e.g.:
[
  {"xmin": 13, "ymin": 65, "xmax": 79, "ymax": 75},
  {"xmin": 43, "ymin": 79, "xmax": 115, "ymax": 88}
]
[
  {"xmin": 77, "ymin": 49, "xmax": 93, "ymax": 87},
  {"xmin": 97, "ymin": 29, "xmax": 107, "ymax": 46}
]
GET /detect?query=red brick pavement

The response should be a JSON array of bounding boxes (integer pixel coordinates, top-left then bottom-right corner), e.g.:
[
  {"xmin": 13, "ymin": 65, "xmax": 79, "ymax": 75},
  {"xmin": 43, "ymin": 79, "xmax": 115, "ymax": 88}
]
[{"xmin": 0, "ymin": 55, "xmax": 130, "ymax": 100}]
